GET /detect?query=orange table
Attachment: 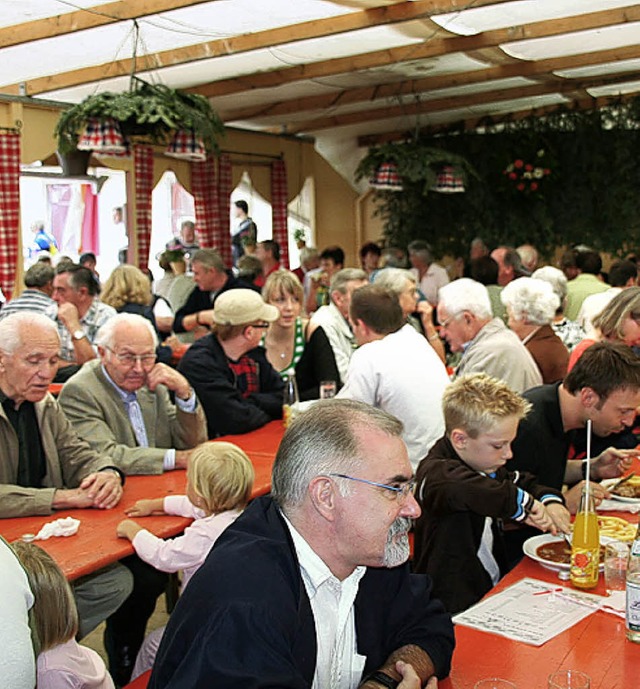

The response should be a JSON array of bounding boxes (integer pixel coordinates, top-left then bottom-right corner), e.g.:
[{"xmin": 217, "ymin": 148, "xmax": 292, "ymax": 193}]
[
  {"xmin": 0, "ymin": 423, "xmax": 285, "ymax": 581},
  {"xmin": 441, "ymin": 511, "xmax": 640, "ymax": 689}
]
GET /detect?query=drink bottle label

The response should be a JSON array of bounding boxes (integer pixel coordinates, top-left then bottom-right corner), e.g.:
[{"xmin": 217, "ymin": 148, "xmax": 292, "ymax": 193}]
[{"xmin": 626, "ymin": 580, "xmax": 640, "ymax": 631}]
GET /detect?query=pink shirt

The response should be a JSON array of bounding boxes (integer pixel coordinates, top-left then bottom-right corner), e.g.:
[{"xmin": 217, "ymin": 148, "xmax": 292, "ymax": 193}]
[
  {"xmin": 132, "ymin": 496, "xmax": 241, "ymax": 589},
  {"xmin": 37, "ymin": 639, "xmax": 114, "ymax": 689}
]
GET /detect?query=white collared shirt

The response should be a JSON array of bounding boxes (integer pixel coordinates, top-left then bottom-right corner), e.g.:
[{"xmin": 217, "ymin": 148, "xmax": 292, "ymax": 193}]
[{"xmin": 283, "ymin": 515, "xmax": 367, "ymax": 689}]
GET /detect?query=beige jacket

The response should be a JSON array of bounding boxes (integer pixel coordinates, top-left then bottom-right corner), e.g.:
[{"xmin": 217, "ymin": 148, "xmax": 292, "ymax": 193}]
[
  {"xmin": 58, "ymin": 360, "xmax": 207, "ymax": 475},
  {"xmin": 0, "ymin": 394, "xmax": 109, "ymax": 517}
]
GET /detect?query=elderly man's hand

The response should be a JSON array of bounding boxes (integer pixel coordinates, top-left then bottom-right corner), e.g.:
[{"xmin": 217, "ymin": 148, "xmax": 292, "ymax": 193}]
[
  {"xmin": 146, "ymin": 363, "xmax": 193, "ymax": 400},
  {"xmin": 79, "ymin": 471, "xmax": 123, "ymax": 509},
  {"xmin": 592, "ymin": 447, "xmax": 637, "ymax": 480}
]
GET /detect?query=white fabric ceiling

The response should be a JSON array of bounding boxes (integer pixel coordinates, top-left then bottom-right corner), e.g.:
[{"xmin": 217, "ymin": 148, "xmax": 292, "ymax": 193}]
[{"xmin": 3, "ymin": 0, "xmax": 640, "ymax": 183}]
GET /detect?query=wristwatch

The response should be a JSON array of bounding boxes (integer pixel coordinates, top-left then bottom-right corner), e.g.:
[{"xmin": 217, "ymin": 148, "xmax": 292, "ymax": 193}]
[
  {"xmin": 364, "ymin": 671, "xmax": 400, "ymax": 689},
  {"xmin": 72, "ymin": 329, "xmax": 87, "ymax": 341}
]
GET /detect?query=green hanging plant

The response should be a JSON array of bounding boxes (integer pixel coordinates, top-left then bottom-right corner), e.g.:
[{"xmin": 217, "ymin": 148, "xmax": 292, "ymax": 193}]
[
  {"xmin": 355, "ymin": 141, "xmax": 478, "ymax": 195},
  {"xmin": 55, "ymin": 78, "xmax": 225, "ymax": 155}
]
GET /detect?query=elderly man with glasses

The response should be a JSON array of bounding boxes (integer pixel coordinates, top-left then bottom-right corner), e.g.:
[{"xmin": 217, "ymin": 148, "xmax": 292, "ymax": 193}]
[
  {"xmin": 150, "ymin": 399, "xmax": 454, "ymax": 689},
  {"xmin": 59, "ymin": 313, "xmax": 206, "ymax": 475},
  {"xmin": 58, "ymin": 312, "xmax": 207, "ymax": 685},
  {"xmin": 178, "ymin": 288, "xmax": 285, "ymax": 438}
]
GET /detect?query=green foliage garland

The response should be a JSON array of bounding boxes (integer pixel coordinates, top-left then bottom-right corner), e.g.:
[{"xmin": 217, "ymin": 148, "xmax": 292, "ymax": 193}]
[{"xmin": 358, "ymin": 99, "xmax": 640, "ymax": 259}]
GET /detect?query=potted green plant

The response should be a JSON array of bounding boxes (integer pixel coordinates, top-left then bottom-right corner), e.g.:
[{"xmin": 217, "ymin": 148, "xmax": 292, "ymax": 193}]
[{"xmin": 54, "ymin": 78, "xmax": 225, "ymax": 172}]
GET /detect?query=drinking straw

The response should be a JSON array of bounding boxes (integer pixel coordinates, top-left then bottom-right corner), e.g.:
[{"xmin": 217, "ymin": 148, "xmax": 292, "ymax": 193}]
[{"xmin": 585, "ymin": 418, "xmax": 592, "ymax": 507}]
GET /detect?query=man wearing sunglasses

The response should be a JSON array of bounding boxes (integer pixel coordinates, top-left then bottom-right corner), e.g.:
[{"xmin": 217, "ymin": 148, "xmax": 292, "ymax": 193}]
[{"xmin": 151, "ymin": 399, "xmax": 454, "ymax": 689}]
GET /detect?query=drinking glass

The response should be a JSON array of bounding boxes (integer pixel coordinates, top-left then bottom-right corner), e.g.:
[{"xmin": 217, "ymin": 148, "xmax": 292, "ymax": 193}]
[
  {"xmin": 604, "ymin": 541, "xmax": 629, "ymax": 594},
  {"xmin": 474, "ymin": 680, "xmax": 517, "ymax": 689},
  {"xmin": 319, "ymin": 380, "xmax": 337, "ymax": 399},
  {"xmin": 548, "ymin": 670, "xmax": 591, "ymax": 689}
]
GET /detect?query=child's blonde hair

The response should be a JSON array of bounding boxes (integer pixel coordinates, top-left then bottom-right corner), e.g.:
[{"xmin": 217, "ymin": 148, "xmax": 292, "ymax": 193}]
[
  {"xmin": 187, "ymin": 441, "xmax": 254, "ymax": 513},
  {"xmin": 443, "ymin": 373, "xmax": 531, "ymax": 438},
  {"xmin": 12, "ymin": 541, "xmax": 78, "ymax": 652}
]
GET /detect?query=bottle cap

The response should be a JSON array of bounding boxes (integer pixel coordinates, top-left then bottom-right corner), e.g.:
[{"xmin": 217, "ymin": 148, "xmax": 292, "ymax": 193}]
[
  {"xmin": 557, "ymin": 569, "xmax": 570, "ymax": 581},
  {"xmin": 21, "ymin": 533, "xmax": 36, "ymax": 543}
]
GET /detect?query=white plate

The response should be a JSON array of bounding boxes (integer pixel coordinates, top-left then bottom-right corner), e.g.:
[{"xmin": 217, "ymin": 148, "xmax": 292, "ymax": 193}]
[
  {"xmin": 601, "ymin": 478, "xmax": 640, "ymax": 504},
  {"xmin": 523, "ymin": 534, "xmax": 607, "ymax": 573}
]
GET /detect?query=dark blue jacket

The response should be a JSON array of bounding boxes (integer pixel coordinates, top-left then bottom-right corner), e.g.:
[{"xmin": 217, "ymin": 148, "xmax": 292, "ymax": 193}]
[
  {"xmin": 178, "ymin": 334, "xmax": 283, "ymax": 438},
  {"xmin": 149, "ymin": 495, "xmax": 454, "ymax": 689}
]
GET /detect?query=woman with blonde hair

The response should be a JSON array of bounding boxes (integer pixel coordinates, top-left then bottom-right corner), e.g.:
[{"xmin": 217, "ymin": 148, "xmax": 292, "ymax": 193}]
[
  {"xmin": 12, "ymin": 541, "xmax": 114, "ymax": 689},
  {"xmin": 262, "ymin": 270, "xmax": 339, "ymax": 400},
  {"xmin": 101, "ymin": 264, "xmax": 174, "ymax": 336},
  {"xmin": 568, "ymin": 285, "xmax": 640, "ymax": 370}
]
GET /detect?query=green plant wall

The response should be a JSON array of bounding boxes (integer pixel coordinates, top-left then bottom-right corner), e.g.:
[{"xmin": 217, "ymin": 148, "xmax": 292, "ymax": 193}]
[{"xmin": 360, "ymin": 104, "xmax": 640, "ymax": 259}]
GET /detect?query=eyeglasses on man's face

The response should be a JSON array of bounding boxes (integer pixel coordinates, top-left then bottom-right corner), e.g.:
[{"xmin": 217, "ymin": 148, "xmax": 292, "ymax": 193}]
[
  {"xmin": 106, "ymin": 347, "xmax": 157, "ymax": 369},
  {"xmin": 329, "ymin": 473, "xmax": 416, "ymax": 501}
]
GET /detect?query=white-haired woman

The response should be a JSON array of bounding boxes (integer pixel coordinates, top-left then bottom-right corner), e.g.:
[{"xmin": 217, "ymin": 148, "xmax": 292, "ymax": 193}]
[
  {"xmin": 532, "ymin": 265, "xmax": 585, "ymax": 351},
  {"xmin": 373, "ymin": 268, "xmax": 446, "ymax": 363},
  {"xmin": 501, "ymin": 277, "xmax": 569, "ymax": 383}
]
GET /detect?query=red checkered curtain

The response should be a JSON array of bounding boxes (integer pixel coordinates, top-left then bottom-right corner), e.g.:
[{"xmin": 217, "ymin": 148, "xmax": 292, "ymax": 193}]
[
  {"xmin": 191, "ymin": 157, "xmax": 218, "ymax": 249},
  {"xmin": 271, "ymin": 159, "xmax": 289, "ymax": 268},
  {"xmin": 133, "ymin": 144, "xmax": 154, "ymax": 271},
  {"xmin": 0, "ymin": 132, "xmax": 20, "ymax": 300},
  {"xmin": 216, "ymin": 154, "xmax": 233, "ymax": 267}
]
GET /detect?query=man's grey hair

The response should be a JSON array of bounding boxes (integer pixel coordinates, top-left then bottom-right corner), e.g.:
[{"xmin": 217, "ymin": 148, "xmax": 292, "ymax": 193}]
[
  {"xmin": 24, "ymin": 263, "xmax": 55, "ymax": 288},
  {"xmin": 501, "ymin": 277, "xmax": 560, "ymax": 326},
  {"xmin": 532, "ymin": 266, "xmax": 568, "ymax": 308},
  {"xmin": 438, "ymin": 278, "xmax": 492, "ymax": 320},
  {"xmin": 330, "ymin": 268, "xmax": 367, "ymax": 295},
  {"xmin": 191, "ymin": 249, "xmax": 225, "ymax": 273},
  {"xmin": 407, "ymin": 240, "xmax": 434, "ymax": 265},
  {"xmin": 0, "ymin": 312, "xmax": 59, "ymax": 354},
  {"xmin": 373, "ymin": 268, "xmax": 416, "ymax": 296},
  {"xmin": 94, "ymin": 313, "xmax": 158, "ymax": 349},
  {"xmin": 272, "ymin": 399, "xmax": 403, "ymax": 512}
]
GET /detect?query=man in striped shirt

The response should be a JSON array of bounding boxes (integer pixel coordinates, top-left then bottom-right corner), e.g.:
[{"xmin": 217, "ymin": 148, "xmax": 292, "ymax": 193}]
[{"xmin": 0, "ymin": 263, "xmax": 55, "ymax": 320}]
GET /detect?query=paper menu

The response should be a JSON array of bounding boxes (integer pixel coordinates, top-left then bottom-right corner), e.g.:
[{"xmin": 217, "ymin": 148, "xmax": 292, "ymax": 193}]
[{"xmin": 453, "ymin": 577, "xmax": 603, "ymax": 646}]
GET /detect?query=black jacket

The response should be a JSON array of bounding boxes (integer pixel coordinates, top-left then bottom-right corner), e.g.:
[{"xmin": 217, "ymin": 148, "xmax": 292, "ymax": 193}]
[
  {"xmin": 149, "ymin": 495, "xmax": 455, "ymax": 689},
  {"xmin": 178, "ymin": 333, "xmax": 284, "ymax": 437},
  {"xmin": 173, "ymin": 273, "xmax": 260, "ymax": 332}
]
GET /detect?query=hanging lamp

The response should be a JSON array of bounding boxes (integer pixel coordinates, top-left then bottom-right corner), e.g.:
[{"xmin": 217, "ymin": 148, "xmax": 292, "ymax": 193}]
[
  {"xmin": 77, "ymin": 117, "xmax": 128, "ymax": 155},
  {"xmin": 165, "ymin": 130, "xmax": 206, "ymax": 162},
  {"xmin": 369, "ymin": 162, "xmax": 403, "ymax": 191}
]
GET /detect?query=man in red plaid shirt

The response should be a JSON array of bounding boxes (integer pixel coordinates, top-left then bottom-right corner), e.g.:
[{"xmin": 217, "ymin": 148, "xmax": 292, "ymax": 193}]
[{"xmin": 178, "ymin": 289, "xmax": 285, "ymax": 437}]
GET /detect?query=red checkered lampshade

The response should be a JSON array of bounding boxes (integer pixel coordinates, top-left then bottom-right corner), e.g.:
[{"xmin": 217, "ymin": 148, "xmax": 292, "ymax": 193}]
[
  {"xmin": 431, "ymin": 165, "xmax": 465, "ymax": 193},
  {"xmin": 369, "ymin": 161, "xmax": 403, "ymax": 191},
  {"xmin": 165, "ymin": 130, "xmax": 206, "ymax": 162},
  {"xmin": 77, "ymin": 118, "xmax": 127, "ymax": 155}
]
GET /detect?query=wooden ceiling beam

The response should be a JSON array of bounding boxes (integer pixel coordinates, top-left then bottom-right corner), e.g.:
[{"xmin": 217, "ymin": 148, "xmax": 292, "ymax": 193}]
[
  {"xmin": 190, "ymin": 5, "xmax": 640, "ymax": 98},
  {"xmin": 221, "ymin": 43, "xmax": 640, "ymax": 122},
  {"xmin": 0, "ymin": 0, "xmax": 510, "ymax": 96},
  {"xmin": 285, "ymin": 71, "xmax": 640, "ymax": 134},
  {"xmin": 0, "ymin": 0, "xmax": 214, "ymax": 49},
  {"xmin": 357, "ymin": 91, "xmax": 640, "ymax": 146}
]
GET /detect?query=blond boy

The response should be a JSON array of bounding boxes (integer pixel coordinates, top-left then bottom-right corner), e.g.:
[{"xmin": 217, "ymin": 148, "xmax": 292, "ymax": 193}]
[{"xmin": 413, "ymin": 373, "xmax": 570, "ymax": 613}]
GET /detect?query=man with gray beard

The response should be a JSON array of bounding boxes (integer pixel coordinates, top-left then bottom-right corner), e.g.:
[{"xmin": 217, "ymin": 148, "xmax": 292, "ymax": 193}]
[{"xmin": 149, "ymin": 400, "xmax": 454, "ymax": 689}]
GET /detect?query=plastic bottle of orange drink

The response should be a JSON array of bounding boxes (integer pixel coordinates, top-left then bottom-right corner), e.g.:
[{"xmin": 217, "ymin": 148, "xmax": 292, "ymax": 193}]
[{"xmin": 570, "ymin": 488, "xmax": 600, "ymax": 589}]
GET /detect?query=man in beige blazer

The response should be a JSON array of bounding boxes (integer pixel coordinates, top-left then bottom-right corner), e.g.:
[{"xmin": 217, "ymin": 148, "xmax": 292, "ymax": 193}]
[
  {"xmin": 58, "ymin": 312, "xmax": 207, "ymax": 683},
  {"xmin": 59, "ymin": 313, "xmax": 206, "ymax": 474}
]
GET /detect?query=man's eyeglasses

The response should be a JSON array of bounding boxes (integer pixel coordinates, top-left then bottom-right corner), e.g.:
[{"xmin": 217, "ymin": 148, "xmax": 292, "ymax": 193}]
[
  {"xmin": 329, "ymin": 473, "xmax": 416, "ymax": 501},
  {"xmin": 438, "ymin": 313, "xmax": 459, "ymax": 329},
  {"xmin": 106, "ymin": 347, "xmax": 157, "ymax": 368}
]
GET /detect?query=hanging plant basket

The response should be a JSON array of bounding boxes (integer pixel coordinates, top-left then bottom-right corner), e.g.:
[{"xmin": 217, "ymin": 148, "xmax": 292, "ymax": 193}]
[{"xmin": 55, "ymin": 78, "xmax": 225, "ymax": 157}]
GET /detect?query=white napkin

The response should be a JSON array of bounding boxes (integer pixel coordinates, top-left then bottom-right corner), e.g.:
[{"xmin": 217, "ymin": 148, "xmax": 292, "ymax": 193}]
[
  {"xmin": 35, "ymin": 517, "xmax": 80, "ymax": 540},
  {"xmin": 597, "ymin": 499, "xmax": 640, "ymax": 514},
  {"xmin": 599, "ymin": 590, "xmax": 626, "ymax": 619}
]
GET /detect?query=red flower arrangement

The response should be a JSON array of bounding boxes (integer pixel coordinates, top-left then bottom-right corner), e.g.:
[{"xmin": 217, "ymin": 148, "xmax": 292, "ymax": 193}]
[{"xmin": 503, "ymin": 149, "xmax": 551, "ymax": 193}]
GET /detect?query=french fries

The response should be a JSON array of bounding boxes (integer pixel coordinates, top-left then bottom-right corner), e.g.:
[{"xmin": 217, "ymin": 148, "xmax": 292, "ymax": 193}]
[{"xmin": 596, "ymin": 515, "xmax": 637, "ymax": 542}]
